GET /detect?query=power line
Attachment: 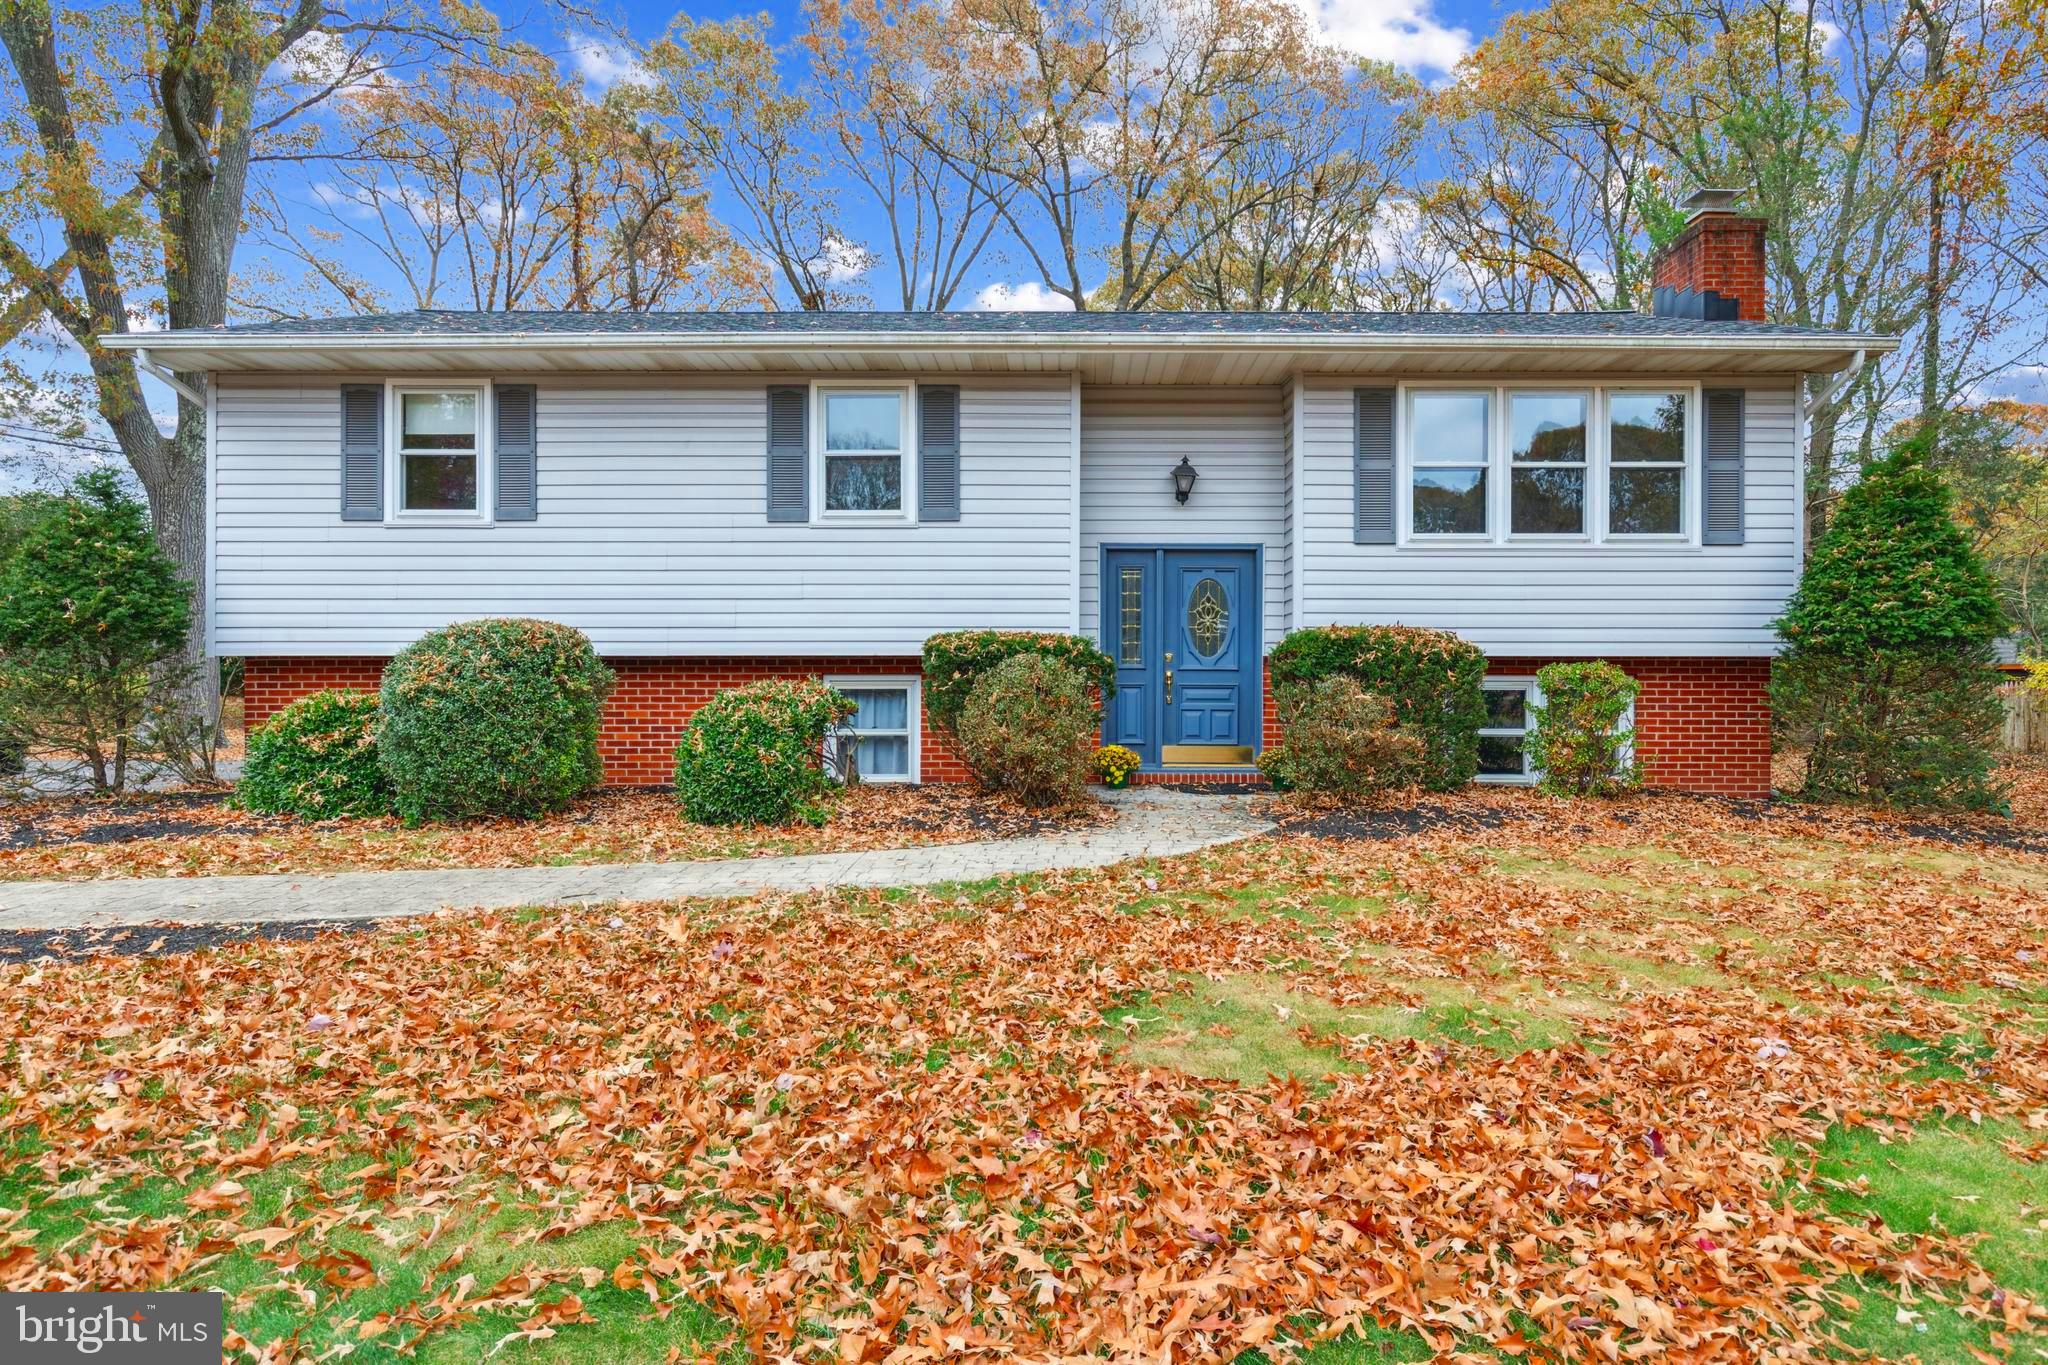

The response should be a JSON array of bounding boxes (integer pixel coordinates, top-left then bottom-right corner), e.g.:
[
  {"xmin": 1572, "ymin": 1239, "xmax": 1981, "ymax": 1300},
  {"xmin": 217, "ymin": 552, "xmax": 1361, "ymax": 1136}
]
[{"xmin": 0, "ymin": 425, "xmax": 124, "ymax": 456}]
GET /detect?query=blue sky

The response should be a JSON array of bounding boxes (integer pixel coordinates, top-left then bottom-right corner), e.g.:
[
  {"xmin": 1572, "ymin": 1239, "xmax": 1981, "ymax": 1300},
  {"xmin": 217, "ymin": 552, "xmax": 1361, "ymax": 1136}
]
[
  {"xmin": 597, "ymin": 0, "xmax": 1505, "ymax": 73},
  {"xmin": 533, "ymin": 0, "xmax": 1520, "ymax": 313},
  {"xmin": 0, "ymin": 0, "xmax": 1524, "ymax": 490}
]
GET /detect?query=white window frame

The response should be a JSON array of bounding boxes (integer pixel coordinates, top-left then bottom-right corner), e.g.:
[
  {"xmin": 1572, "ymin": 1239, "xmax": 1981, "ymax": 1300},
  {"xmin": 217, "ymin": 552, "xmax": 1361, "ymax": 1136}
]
[
  {"xmin": 812, "ymin": 381, "xmax": 918, "ymax": 526},
  {"xmin": 1476, "ymin": 675, "xmax": 1541, "ymax": 785},
  {"xmin": 1403, "ymin": 387, "xmax": 1495, "ymax": 543},
  {"xmin": 1600, "ymin": 385, "xmax": 1700, "ymax": 543},
  {"xmin": 387, "ymin": 381, "xmax": 492, "ymax": 526},
  {"xmin": 1475, "ymin": 674, "xmax": 1639, "ymax": 785},
  {"xmin": 1505, "ymin": 387, "xmax": 1593, "ymax": 542},
  {"xmin": 825, "ymin": 675, "xmax": 921, "ymax": 784},
  {"xmin": 1397, "ymin": 381, "xmax": 1704, "ymax": 549}
]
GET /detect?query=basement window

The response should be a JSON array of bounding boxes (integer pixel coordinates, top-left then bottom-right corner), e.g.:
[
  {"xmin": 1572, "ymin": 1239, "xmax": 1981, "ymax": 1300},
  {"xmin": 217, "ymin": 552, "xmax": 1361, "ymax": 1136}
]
[
  {"xmin": 1476, "ymin": 678, "xmax": 1538, "ymax": 784},
  {"xmin": 826, "ymin": 677, "xmax": 920, "ymax": 784}
]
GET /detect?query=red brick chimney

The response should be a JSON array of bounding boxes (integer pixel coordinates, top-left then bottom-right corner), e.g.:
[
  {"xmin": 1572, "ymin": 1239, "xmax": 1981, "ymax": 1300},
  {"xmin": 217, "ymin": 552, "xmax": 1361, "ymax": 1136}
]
[{"xmin": 1650, "ymin": 188, "xmax": 1768, "ymax": 322}]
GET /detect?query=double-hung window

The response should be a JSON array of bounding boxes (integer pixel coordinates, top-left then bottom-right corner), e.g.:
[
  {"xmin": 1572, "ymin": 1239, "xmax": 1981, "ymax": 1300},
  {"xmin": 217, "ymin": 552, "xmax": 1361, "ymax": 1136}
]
[
  {"xmin": 392, "ymin": 385, "xmax": 487, "ymax": 520},
  {"xmin": 827, "ymin": 677, "xmax": 920, "ymax": 783},
  {"xmin": 1408, "ymin": 391, "xmax": 1491, "ymax": 537},
  {"xmin": 816, "ymin": 386, "xmax": 913, "ymax": 519},
  {"xmin": 1401, "ymin": 384, "xmax": 1699, "ymax": 545},
  {"xmin": 1477, "ymin": 678, "xmax": 1538, "ymax": 783},
  {"xmin": 1606, "ymin": 390, "xmax": 1689, "ymax": 537},
  {"xmin": 1508, "ymin": 391, "xmax": 1589, "ymax": 536}
]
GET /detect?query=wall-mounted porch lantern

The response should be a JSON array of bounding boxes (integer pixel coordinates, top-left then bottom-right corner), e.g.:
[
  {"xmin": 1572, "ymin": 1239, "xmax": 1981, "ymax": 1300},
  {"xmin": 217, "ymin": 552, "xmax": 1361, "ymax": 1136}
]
[{"xmin": 1170, "ymin": 456, "xmax": 1199, "ymax": 504}]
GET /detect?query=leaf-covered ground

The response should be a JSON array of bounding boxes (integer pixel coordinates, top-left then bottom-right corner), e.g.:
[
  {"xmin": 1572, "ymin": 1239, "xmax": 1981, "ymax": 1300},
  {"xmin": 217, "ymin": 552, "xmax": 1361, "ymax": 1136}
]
[
  {"xmin": 0, "ymin": 785, "xmax": 1109, "ymax": 881},
  {"xmin": 3, "ymin": 787, "xmax": 2046, "ymax": 1362}
]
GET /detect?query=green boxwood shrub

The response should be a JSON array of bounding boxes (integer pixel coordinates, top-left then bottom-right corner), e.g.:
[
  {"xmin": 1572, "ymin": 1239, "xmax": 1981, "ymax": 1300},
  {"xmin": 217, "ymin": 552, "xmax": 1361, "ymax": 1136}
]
[
  {"xmin": 379, "ymin": 618, "xmax": 614, "ymax": 822},
  {"xmin": 1527, "ymin": 662, "xmax": 1641, "ymax": 797},
  {"xmin": 673, "ymin": 678, "xmax": 856, "ymax": 825},
  {"xmin": 922, "ymin": 630, "xmax": 1115, "ymax": 735},
  {"xmin": 1256, "ymin": 678, "xmax": 1422, "ymax": 799},
  {"xmin": 955, "ymin": 655, "xmax": 1098, "ymax": 807},
  {"xmin": 1268, "ymin": 625, "xmax": 1486, "ymax": 790},
  {"xmin": 239, "ymin": 689, "xmax": 393, "ymax": 818}
]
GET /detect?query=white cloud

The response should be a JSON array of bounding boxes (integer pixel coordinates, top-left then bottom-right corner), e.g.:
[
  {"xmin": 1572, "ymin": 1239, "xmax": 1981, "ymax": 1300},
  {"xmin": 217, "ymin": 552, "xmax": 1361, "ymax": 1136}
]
[
  {"xmin": 567, "ymin": 33, "xmax": 651, "ymax": 91},
  {"xmin": 969, "ymin": 281, "xmax": 1075, "ymax": 311},
  {"xmin": 808, "ymin": 234, "xmax": 875, "ymax": 286},
  {"xmin": 275, "ymin": 29, "xmax": 380, "ymax": 94},
  {"xmin": 1295, "ymin": 0, "xmax": 1472, "ymax": 77}
]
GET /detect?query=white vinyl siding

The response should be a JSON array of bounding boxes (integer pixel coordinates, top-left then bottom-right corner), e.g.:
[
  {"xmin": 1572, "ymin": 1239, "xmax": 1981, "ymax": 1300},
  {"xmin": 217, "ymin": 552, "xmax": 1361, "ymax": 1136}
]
[
  {"xmin": 210, "ymin": 376, "xmax": 1076, "ymax": 656},
  {"xmin": 211, "ymin": 370, "xmax": 1802, "ymax": 662},
  {"xmin": 1296, "ymin": 377, "xmax": 1801, "ymax": 655},
  {"xmin": 1078, "ymin": 385, "xmax": 1289, "ymax": 654}
]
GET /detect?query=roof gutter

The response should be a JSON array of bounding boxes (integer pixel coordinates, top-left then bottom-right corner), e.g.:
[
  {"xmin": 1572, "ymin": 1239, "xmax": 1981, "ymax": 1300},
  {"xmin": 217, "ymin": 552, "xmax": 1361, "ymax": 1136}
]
[{"xmin": 101, "ymin": 329, "xmax": 1901, "ymax": 358}]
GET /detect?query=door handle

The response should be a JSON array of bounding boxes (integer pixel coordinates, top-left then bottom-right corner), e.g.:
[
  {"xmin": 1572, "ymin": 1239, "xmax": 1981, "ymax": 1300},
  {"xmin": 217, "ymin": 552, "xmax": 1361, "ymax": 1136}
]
[{"xmin": 1164, "ymin": 668, "xmax": 1173, "ymax": 703}]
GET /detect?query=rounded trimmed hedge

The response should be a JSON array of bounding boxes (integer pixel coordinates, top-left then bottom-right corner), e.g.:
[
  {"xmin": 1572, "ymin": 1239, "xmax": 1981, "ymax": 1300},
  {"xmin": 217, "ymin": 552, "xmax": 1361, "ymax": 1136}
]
[
  {"xmin": 922, "ymin": 630, "xmax": 1115, "ymax": 735},
  {"xmin": 239, "ymin": 688, "xmax": 393, "ymax": 819},
  {"xmin": 379, "ymin": 618, "xmax": 614, "ymax": 822},
  {"xmin": 673, "ymin": 677, "xmax": 855, "ymax": 825},
  {"xmin": 955, "ymin": 654, "xmax": 1097, "ymax": 807},
  {"xmin": 1268, "ymin": 625, "xmax": 1486, "ymax": 791},
  {"xmin": 1255, "ymin": 677, "xmax": 1421, "ymax": 799}
]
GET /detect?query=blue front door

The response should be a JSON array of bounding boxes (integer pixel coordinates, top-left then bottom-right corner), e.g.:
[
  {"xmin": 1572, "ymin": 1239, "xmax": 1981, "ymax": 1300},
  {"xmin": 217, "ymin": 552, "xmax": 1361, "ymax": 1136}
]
[{"xmin": 1102, "ymin": 547, "xmax": 1259, "ymax": 767}]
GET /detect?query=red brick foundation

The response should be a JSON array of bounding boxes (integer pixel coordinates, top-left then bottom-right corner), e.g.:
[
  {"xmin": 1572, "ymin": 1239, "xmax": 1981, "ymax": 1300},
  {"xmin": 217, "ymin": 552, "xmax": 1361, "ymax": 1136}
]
[
  {"xmin": 1485, "ymin": 656, "xmax": 1772, "ymax": 798},
  {"xmin": 243, "ymin": 655, "xmax": 966, "ymax": 787},
  {"xmin": 243, "ymin": 653, "xmax": 1771, "ymax": 798}
]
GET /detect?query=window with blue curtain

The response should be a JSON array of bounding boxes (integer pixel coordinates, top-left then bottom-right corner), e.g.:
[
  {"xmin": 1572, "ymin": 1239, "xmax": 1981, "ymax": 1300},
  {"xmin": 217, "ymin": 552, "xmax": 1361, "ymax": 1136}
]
[{"xmin": 836, "ymin": 684, "xmax": 914, "ymax": 781}]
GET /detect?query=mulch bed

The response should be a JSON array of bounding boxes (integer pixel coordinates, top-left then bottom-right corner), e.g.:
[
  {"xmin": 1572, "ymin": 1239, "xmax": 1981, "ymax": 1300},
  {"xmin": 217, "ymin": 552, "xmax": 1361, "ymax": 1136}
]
[
  {"xmin": 0, "ymin": 918, "xmax": 365, "ymax": 964},
  {"xmin": 1, "ymin": 789, "xmax": 283, "ymax": 851},
  {"xmin": 0, "ymin": 784, "xmax": 1112, "ymax": 881},
  {"xmin": 1269, "ymin": 754, "xmax": 2048, "ymax": 854}
]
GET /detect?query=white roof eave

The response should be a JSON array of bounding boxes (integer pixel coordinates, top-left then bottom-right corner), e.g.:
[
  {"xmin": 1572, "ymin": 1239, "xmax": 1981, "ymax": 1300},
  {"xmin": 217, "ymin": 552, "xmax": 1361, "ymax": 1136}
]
[{"xmin": 105, "ymin": 328, "xmax": 1899, "ymax": 356}]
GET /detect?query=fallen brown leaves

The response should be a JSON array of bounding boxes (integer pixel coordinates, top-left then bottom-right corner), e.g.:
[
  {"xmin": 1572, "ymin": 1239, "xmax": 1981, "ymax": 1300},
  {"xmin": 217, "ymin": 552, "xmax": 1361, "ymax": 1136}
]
[
  {"xmin": 2, "ymin": 791, "xmax": 2045, "ymax": 1362},
  {"xmin": 0, "ymin": 784, "xmax": 1109, "ymax": 881}
]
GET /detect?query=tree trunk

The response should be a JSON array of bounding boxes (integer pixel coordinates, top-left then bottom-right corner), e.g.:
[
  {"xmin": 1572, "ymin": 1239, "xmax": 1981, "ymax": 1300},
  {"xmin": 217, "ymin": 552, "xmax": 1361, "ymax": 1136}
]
[
  {"xmin": 1916, "ymin": 0, "xmax": 1949, "ymax": 453},
  {"xmin": 142, "ymin": 398, "xmax": 220, "ymax": 765}
]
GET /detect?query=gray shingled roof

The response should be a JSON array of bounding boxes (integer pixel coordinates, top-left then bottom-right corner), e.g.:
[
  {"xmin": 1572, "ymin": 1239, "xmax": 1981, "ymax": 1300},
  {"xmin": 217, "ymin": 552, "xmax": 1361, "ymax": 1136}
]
[{"xmin": 140, "ymin": 308, "xmax": 1878, "ymax": 343}]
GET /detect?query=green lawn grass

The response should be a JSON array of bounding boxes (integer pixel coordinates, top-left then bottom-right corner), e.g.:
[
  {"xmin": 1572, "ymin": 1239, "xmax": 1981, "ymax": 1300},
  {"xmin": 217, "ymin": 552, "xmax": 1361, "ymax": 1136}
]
[{"xmin": 1810, "ymin": 1120, "xmax": 2048, "ymax": 1360}]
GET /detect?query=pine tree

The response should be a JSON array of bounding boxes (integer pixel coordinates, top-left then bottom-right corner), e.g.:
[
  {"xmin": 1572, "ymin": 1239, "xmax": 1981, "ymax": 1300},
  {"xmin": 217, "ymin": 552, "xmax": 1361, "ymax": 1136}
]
[
  {"xmin": 1776, "ymin": 442, "xmax": 2005, "ymax": 653},
  {"xmin": 0, "ymin": 470, "xmax": 191, "ymax": 791},
  {"xmin": 1773, "ymin": 439, "xmax": 2009, "ymax": 810}
]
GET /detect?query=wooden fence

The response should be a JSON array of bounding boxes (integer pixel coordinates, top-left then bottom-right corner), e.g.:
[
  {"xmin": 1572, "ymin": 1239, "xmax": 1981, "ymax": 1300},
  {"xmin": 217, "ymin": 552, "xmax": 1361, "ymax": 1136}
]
[{"xmin": 2003, "ymin": 682, "xmax": 2047, "ymax": 753}]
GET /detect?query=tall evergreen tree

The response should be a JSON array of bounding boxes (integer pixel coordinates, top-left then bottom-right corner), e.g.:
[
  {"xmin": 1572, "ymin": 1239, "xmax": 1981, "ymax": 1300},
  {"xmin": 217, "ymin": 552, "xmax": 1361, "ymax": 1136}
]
[
  {"xmin": 1773, "ymin": 439, "xmax": 2009, "ymax": 810},
  {"xmin": 0, "ymin": 469, "xmax": 190, "ymax": 790}
]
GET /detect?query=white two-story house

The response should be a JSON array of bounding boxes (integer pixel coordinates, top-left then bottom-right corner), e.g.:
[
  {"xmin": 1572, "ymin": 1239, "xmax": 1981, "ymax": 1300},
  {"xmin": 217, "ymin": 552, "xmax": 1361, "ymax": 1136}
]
[{"xmin": 108, "ymin": 198, "xmax": 1891, "ymax": 796}]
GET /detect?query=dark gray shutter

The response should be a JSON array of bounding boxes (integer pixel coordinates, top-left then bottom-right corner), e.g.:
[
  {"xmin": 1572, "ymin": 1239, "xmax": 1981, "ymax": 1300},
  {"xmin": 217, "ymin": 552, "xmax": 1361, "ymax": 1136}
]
[
  {"xmin": 766, "ymin": 385, "xmax": 808, "ymax": 523},
  {"xmin": 340, "ymin": 384, "xmax": 383, "ymax": 521},
  {"xmin": 918, "ymin": 385, "xmax": 961, "ymax": 522},
  {"xmin": 1353, "ymin": 386, "xmax": 1395, "ymax": 544},
  {"xmin": 493, "ymin": 383, "xmax": 537, "ymax": 522},
  {"xmin": 1703, "ymin": 388, "xmax": 1745, "ymax": 545}
]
